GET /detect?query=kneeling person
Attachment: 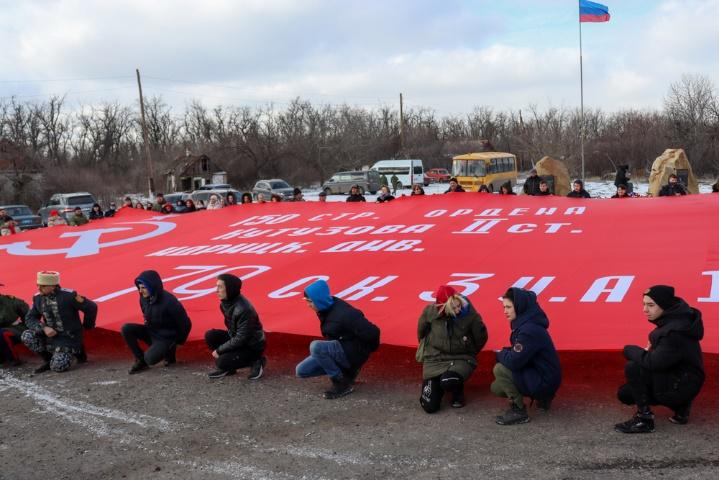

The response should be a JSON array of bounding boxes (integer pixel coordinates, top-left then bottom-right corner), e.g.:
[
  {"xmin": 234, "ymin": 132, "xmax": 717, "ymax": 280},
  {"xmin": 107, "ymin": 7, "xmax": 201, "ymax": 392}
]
[
  {"xmin": 121, "ymin": 270, "xmax": 192, "ymax": 374},
  {"xmin": 417, "ymin": 285, "xmax": 488, "ymax": 413},
  {"xmin": 491, "ymin": 287, "xmax": 561, "ymax": 425},
  {"xmin": 205, "ymin": 274, "xmax": 267, "ymax": 379},
  {"xmin": 614, "ymin": 285, "xmax": 704, "ymax": 433},
  {"xmin": 22, "ymin": 271, "xmax": 97, "ymax": 373},
  {"xmin": 296, "ymin": 280, "xmax": 380, "ymax": 399}
]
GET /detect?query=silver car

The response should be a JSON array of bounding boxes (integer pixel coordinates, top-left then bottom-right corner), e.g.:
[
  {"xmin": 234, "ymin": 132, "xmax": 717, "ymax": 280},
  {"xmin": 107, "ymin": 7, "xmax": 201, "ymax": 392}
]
[
  {"xmin": 321, "ymin": 170, "xmax": 381, "ymax": 195},
  {"xmin": 37, "ymin": 192, "xmax": 97, "ymax": 226},
  {"xmin": 251, "ymin": 179, "xmax": 294, "ymax": 201},
  {"xmin": 0, "ymin": 204, "xmax": 42, "ymax": 230}
]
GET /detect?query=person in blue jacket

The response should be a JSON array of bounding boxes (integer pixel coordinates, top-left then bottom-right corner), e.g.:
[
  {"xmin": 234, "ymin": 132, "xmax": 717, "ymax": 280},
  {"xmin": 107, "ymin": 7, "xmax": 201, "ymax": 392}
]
[
  {"xmin": 296, "ymin": 280, "xmax": 380, "ymax": 399},
  {"xmin": 491, "ymin": 287, "xmax": 562, "ymax": 425}
]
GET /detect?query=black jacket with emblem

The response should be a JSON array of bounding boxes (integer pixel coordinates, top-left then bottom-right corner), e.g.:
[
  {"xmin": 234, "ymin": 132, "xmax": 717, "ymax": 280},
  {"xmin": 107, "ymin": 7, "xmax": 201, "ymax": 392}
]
[
  {"xmin": 417, "ymin": 297, "xmax": 488, "ymax": 380},
  {"xmin": 25, "ymin": 286, "xmax": 97, "ymax": 351},
  {"xmin": 623, "ymin": 298, "xmax": 704, "ymax": 396},
  {"xmin": 135, "ymin": 270, "xmax": 192, "ymax": 344},
  {"xmin": 497, "ymin": 288, "xmax": 561, "ymax": 399},
  {"xmin": 215, "ymin": 274, "xmax": 266, "ymax": 355}
]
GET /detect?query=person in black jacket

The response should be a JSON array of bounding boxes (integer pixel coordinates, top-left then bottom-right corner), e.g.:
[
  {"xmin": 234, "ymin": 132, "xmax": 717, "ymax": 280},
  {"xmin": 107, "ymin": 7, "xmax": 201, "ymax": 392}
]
[
  {"xmin": 567, "ymin": 179, "xmax": 591, "ymax": 198},
  {"xmin": 21, "ymin": 271, "xmax": 97, "ymax": 373},
  {"xmin": 491, "ymin": 287, "xmax": 561, "ymax": 425},
  {"xmin": 614, "ymin": 285, "xmax": 705, "ymax": 434},
  {"xmin": 444, "ymin": 178, "xmax": 465, "ymax": 193},
  {"xmin": 121, "ymin": 270, "xmax": 192, "ymax": 374},
  {"xmin": 296, "ymin": 279, "xmax": 380, "ymax": 399},
  {"xmin": 346, "ymin": 184, "xmax": 367, "ymax": 202},
  {"xmin": 658, "ymin": 174, "xmax": 688, "ymax": 196},
  {"xmin": 204, "ymin": 274, "xmax": 267, "ymax": 380},
  {"xmin": 523, "ymin": 169, "xmax": 542, "ymax": 195}
]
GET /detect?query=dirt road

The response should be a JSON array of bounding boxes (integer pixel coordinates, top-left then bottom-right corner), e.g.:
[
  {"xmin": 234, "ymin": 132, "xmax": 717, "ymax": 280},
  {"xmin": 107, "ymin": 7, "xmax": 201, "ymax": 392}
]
[{"xmin": 1, "ymin": 330, "xmax": 718, "ymax": 479}]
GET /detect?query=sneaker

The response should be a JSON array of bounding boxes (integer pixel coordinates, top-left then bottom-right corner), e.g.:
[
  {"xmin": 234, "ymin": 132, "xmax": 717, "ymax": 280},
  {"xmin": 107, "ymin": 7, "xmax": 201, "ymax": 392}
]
[
  {"xmin": 669, "ymin": 404, "xmax": 691, "ymax": 425},
  {"xmin": 614, "ymin": 413, "xmax": 655, "ymax": 433},
  {"xmin": 324, "ymin": 376, "xmax": 354, "ymax": 400},
  {"xmin": 33, "ymin": 362, "xmax": 51, "ymax": 374},
  {"xmin": 247, "ymin": 356, "xmax": 266, "ymax": 380},
  {"xmin": 496, "ymin": 404, "xmax": 530, "ymax": 425},
  {"xmin": 128, "ymin": 359, "xmax": 149, "ymax": 375},
  {"xmin": 451, "ymin": 392, "xmax": 466, "ymax": 409},
  {"xmin": 208, "ymin": 369, "xmax": 236, "ymax": 379},
  {"xmin": 536, "ymin": 396, "xmax": 553, "ymax": 412}
]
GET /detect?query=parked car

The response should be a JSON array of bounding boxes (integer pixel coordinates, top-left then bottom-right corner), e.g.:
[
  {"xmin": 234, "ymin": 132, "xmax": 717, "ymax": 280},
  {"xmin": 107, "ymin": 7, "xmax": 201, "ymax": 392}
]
[
  {"xmin": 197, "ymin": 183, "xmax": 232, "ymax": 190},
  {"xmin": 251, "ymin": 179, "xmax": 294, "ymax": 201},
  {"xmin": 38, "ymin": 192, "xmax": 98, "ymax": 226},
  {"xmin": 163, "ymin": 192, "xmax": 189, "ymax": 206},
  {"xmin": 321, "ymin": 170, "xmax": 381, "ymax": 195},
  {"xmin": 188, "ymin": 189, "xmax": 241, "ymax": 208},
  {"xmin": 425, "ymin": 168, "xmax": 451, "ymax": 183},
  {"xmin": 0, "ymin": 204, "xmax": 42, "ymax": 230}
]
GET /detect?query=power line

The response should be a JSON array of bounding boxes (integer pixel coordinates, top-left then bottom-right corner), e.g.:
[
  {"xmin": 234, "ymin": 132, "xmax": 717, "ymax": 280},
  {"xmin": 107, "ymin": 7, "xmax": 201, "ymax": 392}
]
[{"xmin": 0, "ymin": 75, "xmax": 134, "ymax": 83}]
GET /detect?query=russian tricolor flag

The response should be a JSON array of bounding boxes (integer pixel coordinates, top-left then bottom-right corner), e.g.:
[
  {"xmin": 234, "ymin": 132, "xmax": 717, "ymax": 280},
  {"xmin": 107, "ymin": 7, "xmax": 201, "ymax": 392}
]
[{"xmin": 579, "ymin": 0, "xmax": 610, "ymax": 23}]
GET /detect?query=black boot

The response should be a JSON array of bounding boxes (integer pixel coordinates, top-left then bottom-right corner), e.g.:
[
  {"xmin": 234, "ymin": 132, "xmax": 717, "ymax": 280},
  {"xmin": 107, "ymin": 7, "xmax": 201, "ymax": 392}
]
[
  {"xmin": 33, "ymin": 352, "xmax": 52, "ymax": 374},
  {"xmin": 496, "ymin": 403, "xmax": 530, "ymax": 425},
  {"xmin": 669, "ymin": 402, "xmax": 691, "ymax": 425},
  {"xmin": 129, "ymin": 358, "xmax": 149, "ymax": 374},
  {"xmin": 75, "ymin": 347, "xmax": 88, "ymax": 364},
  {"xmin": 615, "ymin": 409, "xmax": 655, "ymax": 434},
  {"xmin": 247, "ymin": 356, "xmax": 266, "ymax": 380},
  {"xmin": 324, "ymin": 375, "xmax": 354, "ymax": 399}
]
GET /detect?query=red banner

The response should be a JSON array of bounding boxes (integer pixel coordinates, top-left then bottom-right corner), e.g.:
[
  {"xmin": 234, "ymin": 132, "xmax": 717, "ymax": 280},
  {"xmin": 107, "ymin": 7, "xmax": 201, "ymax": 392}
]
[{"xmin": 2, "ymin": 195, "xmax": 718, "ymax": 352}]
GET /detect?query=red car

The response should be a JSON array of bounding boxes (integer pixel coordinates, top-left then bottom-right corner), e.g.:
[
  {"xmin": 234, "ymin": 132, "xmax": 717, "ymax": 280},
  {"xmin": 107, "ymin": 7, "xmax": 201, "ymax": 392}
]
[{"xmin": 424, "ymin": 168, "xmax": 451, "ymax": 183}]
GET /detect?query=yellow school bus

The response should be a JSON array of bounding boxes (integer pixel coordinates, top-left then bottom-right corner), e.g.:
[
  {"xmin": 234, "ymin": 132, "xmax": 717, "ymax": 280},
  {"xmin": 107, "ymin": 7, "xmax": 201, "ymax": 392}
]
[{"xmin": 451, "ymin": 152, "xmax": 518, "ymax": 192}]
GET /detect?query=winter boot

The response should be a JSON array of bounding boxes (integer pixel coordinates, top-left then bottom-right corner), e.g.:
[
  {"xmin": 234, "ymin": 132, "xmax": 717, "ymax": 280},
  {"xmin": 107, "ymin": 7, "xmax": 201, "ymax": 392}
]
[
  {"xmin": 33, "ymin": 352, "xmax": 52, "ymax": 374},
  {"xmin": 536, "ymin": 395, "xmax": 554, "ymax": 412},
  {"xmin": 614, "ymin": 411, "xmax": 655, "ymax": 433},
  {"xmin": 248, "ymin": 356, "xmax": 266, "ymax": 380},
  {"xmin": 496, "ymin": 403, "xmax": 530, "ymax": 425},
  {"xmin": 163, "ymin": 345, "xmax": 176, "ymax": 367},
  {"xmin": 129, "ymin": 358, "xmax": 149, "ymax": 375},
  {"xmin": 323, "ymin": 375, "xmax": 354, "ymax": 400},
  {"xmin": 451, "ymin": 392, "xmax": 466, "ymax": 409},
  {"xmin": 75, "ymin": 347, "xmax": 88, "ymax": 364}
]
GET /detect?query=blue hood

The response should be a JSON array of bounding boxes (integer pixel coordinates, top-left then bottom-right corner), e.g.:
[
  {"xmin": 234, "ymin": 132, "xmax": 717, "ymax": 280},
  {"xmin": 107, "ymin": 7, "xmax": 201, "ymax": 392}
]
[
  {"xmin": 508, "ymin": 287, "xmax": 549, "ymax": 330},
  {"xmin": 304, "ymin": 280, "xmax": 334, "ymax": 311}
]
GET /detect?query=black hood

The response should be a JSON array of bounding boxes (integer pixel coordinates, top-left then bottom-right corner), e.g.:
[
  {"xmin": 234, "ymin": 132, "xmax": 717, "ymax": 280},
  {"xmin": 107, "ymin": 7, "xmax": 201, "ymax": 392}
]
[
  {"xmin": 507, "ymin": 287, "xmax": 550, "ymax": 330},
  {"xmin": 135, "ymin": 270, "xmax": 164, "ymax": 299},
  {"xmin": 218, "ymin": 273, "xmax": 242, "ymax": 303},
  {"xmin": 655, "ymin": 298, "xmax": 704, "ymax": 341}
]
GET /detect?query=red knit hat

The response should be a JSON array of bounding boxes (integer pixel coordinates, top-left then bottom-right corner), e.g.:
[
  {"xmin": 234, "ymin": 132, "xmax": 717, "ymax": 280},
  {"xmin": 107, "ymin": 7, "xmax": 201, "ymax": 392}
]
[
  {"xmin": 50, "ymin": 210, "xmax": 59, "ymax": 216},
  {"xmin": 435, "ymin": 285, "xmax": 457, "ymax": 304}
]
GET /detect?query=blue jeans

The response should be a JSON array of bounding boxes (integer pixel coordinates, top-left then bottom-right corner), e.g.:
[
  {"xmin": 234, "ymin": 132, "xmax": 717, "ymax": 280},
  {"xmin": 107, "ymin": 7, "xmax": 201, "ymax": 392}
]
[{"xmin": 296, "ymin": 340, "xmax": 350, "ymax": 380}]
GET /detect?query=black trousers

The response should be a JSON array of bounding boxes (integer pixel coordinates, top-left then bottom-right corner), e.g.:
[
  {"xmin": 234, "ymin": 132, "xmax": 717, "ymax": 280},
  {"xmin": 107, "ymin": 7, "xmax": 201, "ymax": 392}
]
[
  {"xmin": 205, "ymin": 329, "xmax": 263, "ymax": 371},
  {"xmin": 121, "ymin": 323, "xmax": 175, "ymax": 366},
  {"xmin": 617, "ymin": 361, "xmax": 703, "ymax": 412},
  {"xmin": 420, "ymin": 371, "xmax": 464, "ymax": 414}
]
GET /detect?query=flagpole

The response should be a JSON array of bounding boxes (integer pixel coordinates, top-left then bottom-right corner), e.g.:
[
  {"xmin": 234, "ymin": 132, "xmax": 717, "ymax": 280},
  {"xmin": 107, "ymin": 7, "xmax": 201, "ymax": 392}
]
[{"xmin": 579, "ymin": 8, "xmax": 585, "ymax": 182}]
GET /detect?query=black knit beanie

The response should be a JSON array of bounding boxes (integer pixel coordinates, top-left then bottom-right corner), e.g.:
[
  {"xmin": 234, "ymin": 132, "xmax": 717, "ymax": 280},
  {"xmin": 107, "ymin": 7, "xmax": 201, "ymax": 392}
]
[{"xmin": 644, "ymin": 285, "xmax": 677, "ymax": 310}]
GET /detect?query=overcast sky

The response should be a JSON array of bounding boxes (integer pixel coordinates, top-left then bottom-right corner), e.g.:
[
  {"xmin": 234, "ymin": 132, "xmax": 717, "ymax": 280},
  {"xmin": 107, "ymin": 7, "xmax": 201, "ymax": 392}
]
[{"xmin": 1, "ymin": 0, "xmax": 718, "ymax": 116}]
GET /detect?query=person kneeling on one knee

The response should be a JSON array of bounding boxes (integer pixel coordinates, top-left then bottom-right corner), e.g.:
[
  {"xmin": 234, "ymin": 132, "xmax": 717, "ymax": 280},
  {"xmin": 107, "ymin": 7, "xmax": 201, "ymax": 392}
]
[
  {"xmin": 417, "ymin": 285, "xmax": 488, "ymax": 413},
  {"xmin": 614, "ymin": 285, "xmax": 705, "ymax": 434},
  {"xmin": 295, "ymin": 280, "xmax": 380, "ymax": 399},
  {"xmin": 204, "ymin": 274, "xmax": 267, "ymax": 380},
  {"xmin": 22, "ymin": 271, "xmax": 97, "ymax": 374},
  {"xmin": 121, "ymin": 270, "xmax": 192, "ymax": 374},
  {"xmin": 491, "ymin": 287, "xmax": 562, "ymax": 425}
]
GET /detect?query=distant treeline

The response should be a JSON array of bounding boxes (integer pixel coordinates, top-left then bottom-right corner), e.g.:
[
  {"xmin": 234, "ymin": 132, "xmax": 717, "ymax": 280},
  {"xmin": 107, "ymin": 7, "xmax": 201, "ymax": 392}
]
[{"xmin": 1, "ymin": 74, "xmax": 717, "ymax": 207}]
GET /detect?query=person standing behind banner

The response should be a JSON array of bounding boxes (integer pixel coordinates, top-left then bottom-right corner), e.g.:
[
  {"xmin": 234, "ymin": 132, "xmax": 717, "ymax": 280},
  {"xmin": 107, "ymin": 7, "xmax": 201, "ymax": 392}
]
[
  {"xmin": 491, "ymin": 287, "xmax": 561, "ymax": 425},
  {"xmin": 567, "ymin": 179, "xmax": 591, "ymax": 198},
  {"xmin": 121, "ymin": 270, "xmax": 192, "ymax": 374},
  {"xmin": 22, "ymin": 271, "xmax": 97, "ymax": 373},
  {"xmin": 205, "ymin": 274, "xmax": 267, "ymax": 380},
  {"xmin": 614, "ymin": 285, "xmax": 705, "ymax": 434},
  {"xmin": 296, "ymin": 280, "xmax": 380, "ymax": 399},
  {"xmin": 346, "ymin": 185, "xmax": 366, "ymax": 202},
  {"xmin": 417, "ymin": 285, "xmax": 488, "ymax": 413},
  {"xmin": 537, "ymin": 180, "xmax": 552, "ymax": 196}
]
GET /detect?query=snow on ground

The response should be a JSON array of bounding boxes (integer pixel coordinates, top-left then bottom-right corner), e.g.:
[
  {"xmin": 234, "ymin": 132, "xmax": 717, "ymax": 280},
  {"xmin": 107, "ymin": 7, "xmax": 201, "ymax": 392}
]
[{"xmin": 301, "ymin": 178, "xmax": 717, "ymax": 202}]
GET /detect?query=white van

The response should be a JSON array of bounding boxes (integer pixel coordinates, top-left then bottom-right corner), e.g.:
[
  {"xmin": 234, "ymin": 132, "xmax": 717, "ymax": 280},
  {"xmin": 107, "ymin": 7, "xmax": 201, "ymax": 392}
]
[{"xmin": 370, "ymin": 159, "xmax": 425, "ymax": 190}]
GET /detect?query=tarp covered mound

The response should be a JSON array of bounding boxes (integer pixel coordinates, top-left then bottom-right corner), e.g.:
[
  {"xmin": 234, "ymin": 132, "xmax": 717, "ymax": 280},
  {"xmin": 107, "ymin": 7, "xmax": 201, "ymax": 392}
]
[
  {"xmin": 535, "ymin": 156, "xmax": 571, "ymax": 196},
  {"xmin": 648, "ymin": 148, "xmax": 699, "ymax": 195},
  {"xmin": 1, "ymin": 195, "xmax": 717, "ymax": 351}
]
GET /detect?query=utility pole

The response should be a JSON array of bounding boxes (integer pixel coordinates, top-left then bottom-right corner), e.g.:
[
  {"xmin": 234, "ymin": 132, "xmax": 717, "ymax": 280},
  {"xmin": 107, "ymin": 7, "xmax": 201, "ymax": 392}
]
[
  {"xmin": 136, "ymin": 68, "xmax": 155, "ymax": 197},
  {"xmin": 399, "ymin": 93, "xmax": 405, "ymax": 152}
]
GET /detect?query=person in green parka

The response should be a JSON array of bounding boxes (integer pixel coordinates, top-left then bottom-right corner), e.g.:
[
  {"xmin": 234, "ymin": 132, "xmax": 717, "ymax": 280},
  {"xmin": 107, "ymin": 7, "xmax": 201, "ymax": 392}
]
[
  {"xmin": 417, "ymin": 285, "xmax": 488, "ymax": 412},
  {"xmin": 0, "ymin": 281, "xmax": 29, "ymax": 366}
]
